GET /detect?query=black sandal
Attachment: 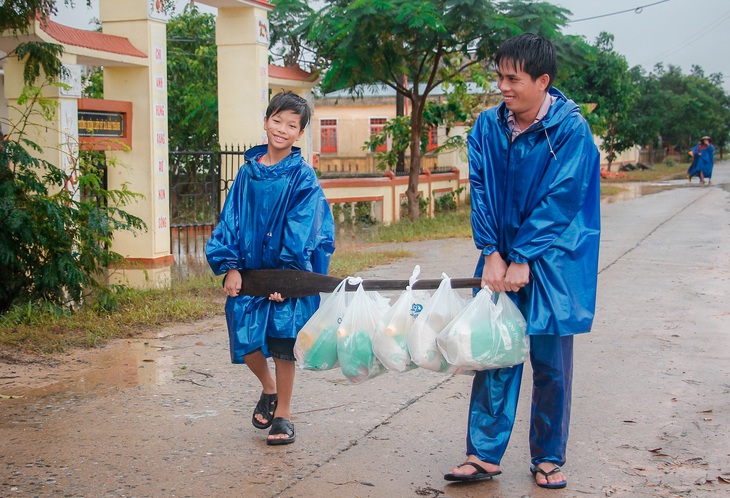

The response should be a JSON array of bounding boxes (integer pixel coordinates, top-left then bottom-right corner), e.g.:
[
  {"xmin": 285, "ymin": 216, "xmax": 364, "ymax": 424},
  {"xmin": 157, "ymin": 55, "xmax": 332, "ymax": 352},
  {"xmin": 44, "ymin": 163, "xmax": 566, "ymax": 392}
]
[
  {"xmin": 267, "ymin": 417, "xmax": 295, "ymax": 445},
  {"xmin": 252, "ymin": 392, "xmax": 277, "ymax": 429}
]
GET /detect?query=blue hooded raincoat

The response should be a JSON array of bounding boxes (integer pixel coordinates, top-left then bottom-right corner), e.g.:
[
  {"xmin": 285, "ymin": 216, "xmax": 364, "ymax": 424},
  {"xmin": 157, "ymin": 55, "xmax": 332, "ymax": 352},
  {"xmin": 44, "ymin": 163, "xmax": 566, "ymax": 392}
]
[
  {"xmin": 469, "ymin": 88, "xmax": 601, "ymax": 336},
  {"xmin": 688, "ymin": 142, "xmax": 715, "ymax": 179},
  {"xmin": 206, "ymin": 145, "xmax": 335, "ymax": 363}
]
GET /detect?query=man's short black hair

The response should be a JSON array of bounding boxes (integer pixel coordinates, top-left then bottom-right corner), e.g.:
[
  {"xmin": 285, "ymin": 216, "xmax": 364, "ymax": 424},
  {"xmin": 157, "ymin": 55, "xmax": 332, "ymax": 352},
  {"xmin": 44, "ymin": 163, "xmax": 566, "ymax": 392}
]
[
  {"xmin": 266, "ymin": 91, "xmax": 312, "ymax": 130},
  {"xmin": 494, "ymin": 33, "xmax": 557, "ymax": 87}
]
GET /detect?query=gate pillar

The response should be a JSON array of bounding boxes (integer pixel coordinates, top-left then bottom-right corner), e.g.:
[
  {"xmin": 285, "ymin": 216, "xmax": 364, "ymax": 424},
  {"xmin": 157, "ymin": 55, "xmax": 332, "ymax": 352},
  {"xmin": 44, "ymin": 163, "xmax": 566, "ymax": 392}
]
[
  {"xmin": 214, "ymin": 1, "xmax": 273, "ymax": 148},
  {"xmin": 99, "ymin": 0, "xmax": 172, "ymax": 287}
]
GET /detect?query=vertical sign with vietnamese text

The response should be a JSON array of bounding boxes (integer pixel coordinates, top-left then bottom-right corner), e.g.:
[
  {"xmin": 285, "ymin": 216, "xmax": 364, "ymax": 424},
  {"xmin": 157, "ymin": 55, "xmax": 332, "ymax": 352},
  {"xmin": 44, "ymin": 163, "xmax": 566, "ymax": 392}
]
[{"xmin": 150, "ymin": 20, "xmax": 169, "ymax": 252}]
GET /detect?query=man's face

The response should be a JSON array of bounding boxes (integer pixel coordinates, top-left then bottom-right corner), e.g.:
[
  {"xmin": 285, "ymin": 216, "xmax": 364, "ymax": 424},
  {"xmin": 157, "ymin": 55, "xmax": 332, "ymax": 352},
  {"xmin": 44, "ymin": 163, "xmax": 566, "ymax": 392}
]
[
  {"xmin": 263, "ymin": 109, "xmax": 304, "ymax": 152},
  {"xmin": 496, "ymin": 60, "xmax": 550, "ymax": 120}
]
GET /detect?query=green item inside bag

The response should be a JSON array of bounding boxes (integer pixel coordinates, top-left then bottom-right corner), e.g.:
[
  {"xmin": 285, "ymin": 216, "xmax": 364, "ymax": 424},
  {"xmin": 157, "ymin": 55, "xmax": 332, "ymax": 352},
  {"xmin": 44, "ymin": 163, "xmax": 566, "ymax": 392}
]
[
  {"xmin": 304, "ymin": 325, "xmax": 338, "ymax": 370},
  {"xmin": 470, "ymin": 316, "xmax": 528, "ymax": 368},
  {"xmin": 339, "ymin": 329, "xmax": 376, "ymax": 381}
]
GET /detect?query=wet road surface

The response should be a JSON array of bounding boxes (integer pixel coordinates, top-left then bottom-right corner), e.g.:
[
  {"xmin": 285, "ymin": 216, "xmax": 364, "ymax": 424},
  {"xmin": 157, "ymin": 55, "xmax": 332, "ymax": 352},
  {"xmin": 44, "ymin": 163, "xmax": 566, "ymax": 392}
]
[{"xmin": 2, "ymin": 166, "xmax": 729, "ymax": 497}]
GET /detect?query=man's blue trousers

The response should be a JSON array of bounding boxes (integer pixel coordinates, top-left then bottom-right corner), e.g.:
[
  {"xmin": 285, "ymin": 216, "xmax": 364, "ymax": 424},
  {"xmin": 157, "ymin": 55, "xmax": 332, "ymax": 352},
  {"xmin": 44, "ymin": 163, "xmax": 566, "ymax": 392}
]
[{"xmin": 466, "ymin": 334, "xmax": 574, "ymax": 466}]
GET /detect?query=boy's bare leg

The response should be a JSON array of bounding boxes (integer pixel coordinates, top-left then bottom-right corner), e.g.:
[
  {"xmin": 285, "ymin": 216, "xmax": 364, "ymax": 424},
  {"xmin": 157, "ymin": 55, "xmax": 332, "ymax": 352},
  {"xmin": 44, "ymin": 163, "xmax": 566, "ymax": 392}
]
[
  {"xmin": 243, "ymin": 350, "xmax": 277, "ymax": 426},
  {"xmin": 268, "ymin": 358, "xmax": 295, "ymax": 440}
]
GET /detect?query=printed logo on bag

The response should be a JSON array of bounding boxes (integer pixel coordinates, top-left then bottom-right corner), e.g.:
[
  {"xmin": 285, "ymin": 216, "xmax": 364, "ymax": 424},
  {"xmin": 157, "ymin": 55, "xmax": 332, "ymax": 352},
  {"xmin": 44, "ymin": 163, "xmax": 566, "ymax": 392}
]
[{"xmin": 409, "ymin": 303, "xmax": 424, "ymax": 318}]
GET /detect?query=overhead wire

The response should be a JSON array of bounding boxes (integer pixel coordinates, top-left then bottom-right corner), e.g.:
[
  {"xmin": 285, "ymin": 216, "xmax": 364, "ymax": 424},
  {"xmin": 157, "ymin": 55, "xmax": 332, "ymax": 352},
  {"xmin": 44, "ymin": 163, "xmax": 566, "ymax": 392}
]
[{"xmin": 568, "ymin": 0, "xmax": 670, "ymax": 23}]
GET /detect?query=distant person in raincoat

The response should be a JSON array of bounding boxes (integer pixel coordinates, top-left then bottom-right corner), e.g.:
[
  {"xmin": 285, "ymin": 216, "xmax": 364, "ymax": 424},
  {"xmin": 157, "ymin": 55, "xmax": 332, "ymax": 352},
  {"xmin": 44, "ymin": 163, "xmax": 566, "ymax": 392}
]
[
  {"xmin": 687, "ymin": 136, "xmax": 714, "ymax": 185},
  {"xmin": 206, "ymin": 91, "xmax": 335, "ymax": 445},
  {"xmin": 443, "ymin": 34, "xmax": 601, "ymax": 490}
]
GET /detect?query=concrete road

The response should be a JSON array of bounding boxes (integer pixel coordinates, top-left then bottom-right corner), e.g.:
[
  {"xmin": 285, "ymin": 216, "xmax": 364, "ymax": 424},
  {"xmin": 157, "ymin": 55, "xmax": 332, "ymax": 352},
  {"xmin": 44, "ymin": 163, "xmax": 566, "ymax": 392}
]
[{"xmin": 1, "ymin": 163, "xmax": 728, "ymax": 498}]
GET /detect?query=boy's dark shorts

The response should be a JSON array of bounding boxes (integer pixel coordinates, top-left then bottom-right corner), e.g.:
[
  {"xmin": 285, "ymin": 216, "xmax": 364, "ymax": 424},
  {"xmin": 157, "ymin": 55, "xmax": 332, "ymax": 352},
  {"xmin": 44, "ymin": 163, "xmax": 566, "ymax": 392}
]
[{"xmin": 267, "ymin": 337, "xmax": 296, "ymax": 362}]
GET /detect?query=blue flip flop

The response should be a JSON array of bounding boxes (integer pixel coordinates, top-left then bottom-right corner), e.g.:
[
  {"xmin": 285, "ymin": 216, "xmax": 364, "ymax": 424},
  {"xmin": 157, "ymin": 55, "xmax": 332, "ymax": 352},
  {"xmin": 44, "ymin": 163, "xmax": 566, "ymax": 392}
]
[{"xmin": 530, "ymin": 464, "xmax": 567, "ymax": 489}]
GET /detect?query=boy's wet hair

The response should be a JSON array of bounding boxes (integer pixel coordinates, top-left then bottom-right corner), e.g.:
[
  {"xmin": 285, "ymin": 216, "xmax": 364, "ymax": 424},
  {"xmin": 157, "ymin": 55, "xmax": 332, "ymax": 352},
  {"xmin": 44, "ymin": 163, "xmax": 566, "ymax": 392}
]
[
  {"xmin": 266, "ymin": 91, "xmax": 312, "ymax": 129},
  {"xmin": 494, "ymin": 33, "xmax": 557, "ymax": 87}
]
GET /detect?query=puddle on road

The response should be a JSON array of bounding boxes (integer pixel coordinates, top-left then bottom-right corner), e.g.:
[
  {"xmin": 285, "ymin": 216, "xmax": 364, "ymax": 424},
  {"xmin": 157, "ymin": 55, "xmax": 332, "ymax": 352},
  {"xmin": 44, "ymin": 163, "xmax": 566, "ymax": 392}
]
[
  {"xmin": 10, "ymin": 341, "xmax": 176, "ymax": 399},
  {"xmin": 601, "ymin": 181, "xmax": 682, "ymax": 203}
]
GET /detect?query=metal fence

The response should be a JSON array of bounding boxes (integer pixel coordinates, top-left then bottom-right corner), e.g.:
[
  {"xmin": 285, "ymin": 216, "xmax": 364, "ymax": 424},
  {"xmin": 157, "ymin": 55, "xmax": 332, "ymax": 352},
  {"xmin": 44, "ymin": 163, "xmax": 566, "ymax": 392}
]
[{"xmin": 169, "ymin": 146, "xmax": 246, "ymax": 263}]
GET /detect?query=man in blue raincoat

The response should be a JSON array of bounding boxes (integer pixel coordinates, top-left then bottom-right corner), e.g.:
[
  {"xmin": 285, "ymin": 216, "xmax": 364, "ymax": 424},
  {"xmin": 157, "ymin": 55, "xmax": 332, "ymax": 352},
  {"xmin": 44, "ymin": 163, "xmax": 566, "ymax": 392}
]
[
  {"xmin": 206, "ymin": 91, "xmax": 335, "ymax": 445},
  {"xmin": 444, "ymin": 34, "xmax": 600, "ymax": 489}
]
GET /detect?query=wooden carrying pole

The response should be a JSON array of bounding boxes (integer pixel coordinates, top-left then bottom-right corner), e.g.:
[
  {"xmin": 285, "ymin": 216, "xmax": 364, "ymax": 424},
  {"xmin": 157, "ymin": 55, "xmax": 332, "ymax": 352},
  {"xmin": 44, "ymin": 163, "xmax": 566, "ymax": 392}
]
[{"xmin": 239, "ymin": 269, "xmax": 481, "ymax": 298}]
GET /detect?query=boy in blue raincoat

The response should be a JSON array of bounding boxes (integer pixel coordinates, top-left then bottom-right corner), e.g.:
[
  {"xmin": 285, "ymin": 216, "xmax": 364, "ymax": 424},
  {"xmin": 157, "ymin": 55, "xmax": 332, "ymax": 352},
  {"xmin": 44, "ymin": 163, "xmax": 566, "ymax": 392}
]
[
  {"xmin": 443, "ymin": 34, "xmax": 600, "ymax": 489},
  {"xmin": 206, "ymin": 92, "xmax": 335, "ymax": 445}
]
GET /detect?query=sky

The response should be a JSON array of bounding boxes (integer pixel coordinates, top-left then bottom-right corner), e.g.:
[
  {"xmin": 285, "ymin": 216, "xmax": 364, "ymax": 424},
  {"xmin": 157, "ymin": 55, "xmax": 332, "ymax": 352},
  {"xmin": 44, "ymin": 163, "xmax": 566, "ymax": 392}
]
[
  {"xmin": 53, "ymin": 0, "xmax": 730, "ymax": 90},
  {"xmin": 554, "ymin": 0, "xmax": 730, "ymax": 88}
]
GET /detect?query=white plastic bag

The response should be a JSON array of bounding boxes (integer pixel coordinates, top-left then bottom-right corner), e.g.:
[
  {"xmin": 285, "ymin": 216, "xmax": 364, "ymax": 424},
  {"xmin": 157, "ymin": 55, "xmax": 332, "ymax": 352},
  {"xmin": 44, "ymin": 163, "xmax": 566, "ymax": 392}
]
[
  {"xmin": 336, "ymin": 282, "xmax": 390, "ymax": 384},
  {"xmin": 437, "ymin": 287, "xmax": 529, "ymax": 370},
  {"xmin": 372, "ymin": 266, "xmax": 430, "ymax": 372},
  {"xmin": 408, "ymin": 274, "xmax": 468, "ymax": 373},
  {"xmin": 294, "ymin": 278, "xmax": 351, "ymax": 370}
]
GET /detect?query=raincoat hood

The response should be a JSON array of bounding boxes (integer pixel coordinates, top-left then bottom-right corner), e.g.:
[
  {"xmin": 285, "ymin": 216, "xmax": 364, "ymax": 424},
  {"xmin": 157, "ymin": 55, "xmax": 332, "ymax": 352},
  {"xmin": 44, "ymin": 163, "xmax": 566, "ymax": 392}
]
[{"xmin": 244, "ymin": 144, "xmax": 305, "ymax": 179}]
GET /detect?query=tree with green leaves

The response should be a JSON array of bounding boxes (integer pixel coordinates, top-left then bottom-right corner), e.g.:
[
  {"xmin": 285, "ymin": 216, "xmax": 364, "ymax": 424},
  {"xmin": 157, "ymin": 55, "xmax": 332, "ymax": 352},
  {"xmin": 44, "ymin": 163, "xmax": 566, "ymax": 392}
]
[
  {"xmin": 560, "ymin": 32, "xmax": 637, "ymax": 171},
  {"xmin": 269, "ymin": 0, "xmax": 319, "ymax": 68},
  {"xmin": 274, "ymin": 0, "xmax": 571, "ymax": 220},
  {"xmin": 625, "ymin": 63, "xmax": 730, "ymax": 155},
  {"xmin": 166, "ymin": 4, "xmax": 219, "ymax": 150},
  {"xmin": 364, "ymin": 62, "xmax": 500, "ymax": 171},
  {"xmin": 622, "ymin": 65, "xmax": 664, "ymax": 150}
]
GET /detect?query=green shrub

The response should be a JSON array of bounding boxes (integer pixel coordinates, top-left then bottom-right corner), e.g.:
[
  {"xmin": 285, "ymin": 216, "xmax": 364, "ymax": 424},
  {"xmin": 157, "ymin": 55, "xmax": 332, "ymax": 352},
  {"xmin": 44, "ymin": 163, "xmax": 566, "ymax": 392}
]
[
  {"xmin": 1, "ymin": 86, "xmax": 146, "ymax": 314},
  {"xmin": 434, "ymin": 186, "xmax": 465, "ymax": 212}
]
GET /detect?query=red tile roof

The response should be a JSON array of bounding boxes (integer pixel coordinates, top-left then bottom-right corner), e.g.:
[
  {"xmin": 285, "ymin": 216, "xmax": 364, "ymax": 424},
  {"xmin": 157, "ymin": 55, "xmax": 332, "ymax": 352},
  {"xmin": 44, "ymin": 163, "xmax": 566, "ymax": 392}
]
[
  {"xmin": 38, "ymin": 18, "xmax": 146, "ymax": 59},
  {"xmin": 269, "ymin": 64, "xmax": 317, "ymax": 82},
  {"xmin": 207, "ymin": 0, "xmax": 273, "ymax": 10},
  {"xmin": 245, "ymin": 0, "xmax": 274, "ymax": 9}
]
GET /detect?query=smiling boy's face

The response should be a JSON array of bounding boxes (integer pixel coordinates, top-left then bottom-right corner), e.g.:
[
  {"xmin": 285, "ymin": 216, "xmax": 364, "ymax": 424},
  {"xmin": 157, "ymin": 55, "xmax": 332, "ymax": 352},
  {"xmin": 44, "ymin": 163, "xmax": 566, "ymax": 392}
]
[{"xmin": 263, "ymin": 110, "xmax": 304, "ymax": 153}]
